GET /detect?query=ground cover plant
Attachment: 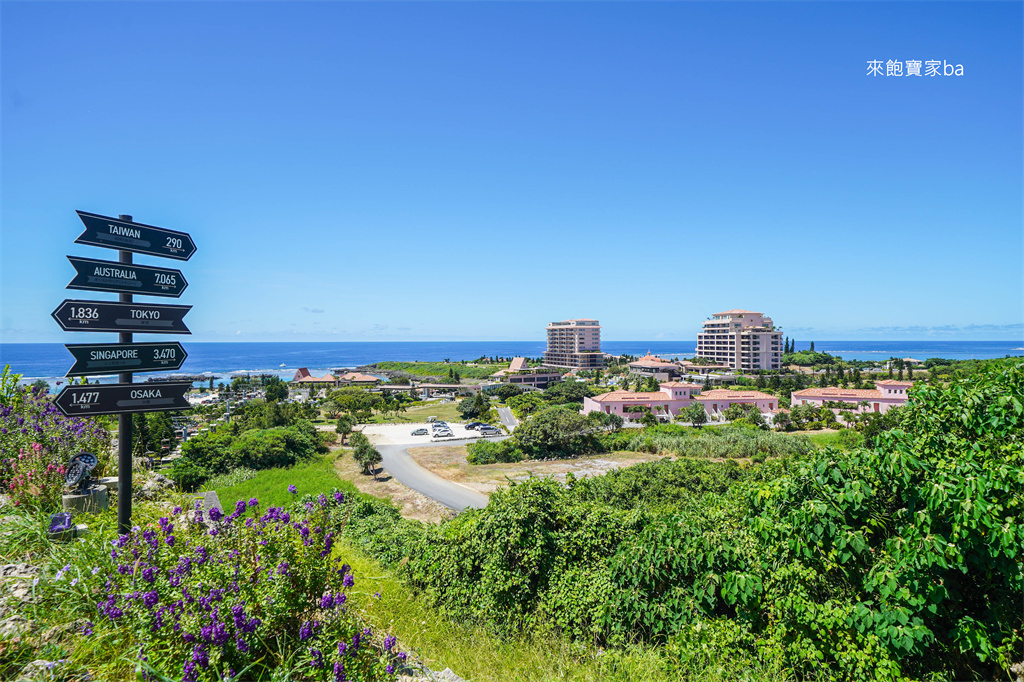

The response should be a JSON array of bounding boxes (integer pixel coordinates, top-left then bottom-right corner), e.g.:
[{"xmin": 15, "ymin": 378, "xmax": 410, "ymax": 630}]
[
  {"xmin": 0, "ymin": 366, "xmax": 110, "ymax": 511},
  {"xmin": 4, "ymin": 490, "xmax": 405, "ymax": 681}
]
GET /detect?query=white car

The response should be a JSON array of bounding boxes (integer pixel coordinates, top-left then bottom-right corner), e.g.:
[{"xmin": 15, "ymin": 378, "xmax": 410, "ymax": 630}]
[{"xmin": 432, "ymin": 429, "xmax": 453, "ymax": 439}]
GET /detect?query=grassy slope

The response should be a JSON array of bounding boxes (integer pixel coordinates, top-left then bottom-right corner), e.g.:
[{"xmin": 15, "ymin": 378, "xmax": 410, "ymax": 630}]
[
  {"xmin": 212, "ymin": 455, "xmax": 355, "ymax": 510},
  {"xmin": 375, "ymin": 361, "xmax": 504, "ymax": 379},
  {"xmin": 338, "ymin": 538, "xmax": 790, "ymax": 682},
  {"xmin": 365, "ymin": 399, "xmax": 465, "ymax": 424}
]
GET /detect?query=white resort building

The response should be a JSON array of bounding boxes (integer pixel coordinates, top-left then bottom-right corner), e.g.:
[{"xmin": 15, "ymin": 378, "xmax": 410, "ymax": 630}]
[{"xmin": 696, "ymin": 309, "xmax": 783, "ymax": 371}]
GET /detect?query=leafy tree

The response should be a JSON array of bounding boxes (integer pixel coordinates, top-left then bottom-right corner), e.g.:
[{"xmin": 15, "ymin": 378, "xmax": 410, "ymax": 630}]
[
  {"xmin": 506, "ymin": 392, "xmax": 545, "ymax": 419},
  {"xmin": 458, "ymin": 393, "xmax": 491, "ymax": 420},
  {"xmin": 264, "ymin": 376, "xmax": 288, "ymax": 402},
  {"xmin": 512, "ymin": 405, "xmax": 598, "ymax": 459},
  {"xmin": 680, "ymin": 402, "xmax": 708, "ymax": 427},
  {"xmin": 809, "ymin": 341, "xmax": 815, "ymax": 352},
  {"xmin": 321, "ymin": 399, "xmax": 343, "ymax": 420},
  {"xmin": 335, "ymin": 415, "xmax": 355, "ymax": 444},
  {"xmin": 30, "ymin": 379, "xmax": 49, "ymax": 395},
  {"xmin": 493, "ymin": 383, "xmax": 525, "ymax": 402},
  {"xmin": 542, "ymin": 381, "xmax": 598, "ymax": 405}
]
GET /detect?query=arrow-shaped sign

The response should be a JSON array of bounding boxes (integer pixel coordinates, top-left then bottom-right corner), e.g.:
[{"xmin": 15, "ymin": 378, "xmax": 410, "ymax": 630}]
[
  {"xmin": 52, "ymin": 300, "xmax": 192, "ymax": 334},
  {"xmin": 65, "ymin": 342, "xmax": 188, "ymax": 377},
  {"xmin": 54, "ymin": 382, "xmax": 192, "ymax": 417},
  {"xmin": 66, "ymin": 256, "xmax": 188, "ymax": 298},
  {"xmin": 75, "ymin": 211, "xmax": 196, "ymax": 261}
]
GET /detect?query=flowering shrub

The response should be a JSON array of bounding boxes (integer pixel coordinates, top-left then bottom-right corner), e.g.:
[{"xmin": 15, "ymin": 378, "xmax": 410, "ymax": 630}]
[
  {"xmin": 0, "ymin": 387, "xmax": 109, "ymax": 510},
  {"xmin": 65, "ymin": 489, "xmax": 402, "ymax": 681}
]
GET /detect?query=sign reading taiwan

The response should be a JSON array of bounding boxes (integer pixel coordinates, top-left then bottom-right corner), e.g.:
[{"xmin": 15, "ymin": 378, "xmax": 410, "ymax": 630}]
[
  {"xmin": 75, "ymin": 210, "xmax": 197, "ymax": 261},
  {"xmin": 64, "ymin": 341, "xmax": 188, "ymax": 377},
  {"xmin": 55, "ymin": 382, "xmax": 192, "ymax": 417},
  {"xmin": 51, "ymin": 300, "xmax": 192, "ymax": 334},
  {"xmin": 66, "ymin": 256, "xmax": 188, "ymax": 298}
]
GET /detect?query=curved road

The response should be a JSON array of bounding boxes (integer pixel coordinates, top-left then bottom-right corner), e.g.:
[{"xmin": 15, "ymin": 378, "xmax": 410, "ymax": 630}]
[{"xmin": 377, "ymin": 439, "xmax": 490, "ymax": 512}]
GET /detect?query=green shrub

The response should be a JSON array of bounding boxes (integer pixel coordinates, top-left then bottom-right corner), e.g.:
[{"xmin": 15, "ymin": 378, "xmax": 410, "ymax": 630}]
[{"xmin": 466, "ymin": 439, "xmax": 525, "ymax": 464}]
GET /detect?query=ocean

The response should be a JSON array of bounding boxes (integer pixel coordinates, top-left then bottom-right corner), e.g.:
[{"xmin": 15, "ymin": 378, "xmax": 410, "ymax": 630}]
[{"xmin": 1, "ymin": 340, "xmax": 1021, "ymax": 389}]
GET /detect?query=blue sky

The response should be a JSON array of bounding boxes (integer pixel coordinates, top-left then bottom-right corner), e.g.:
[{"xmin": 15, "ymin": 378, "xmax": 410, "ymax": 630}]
[{"xmin": 2, "ymin": 1, "xmax": 1021, "ymax": 343}]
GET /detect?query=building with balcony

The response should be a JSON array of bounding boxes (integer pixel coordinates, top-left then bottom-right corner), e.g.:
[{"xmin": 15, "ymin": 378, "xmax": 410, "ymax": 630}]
[
  {"xmin": 581, "ymin": 381, "xmax": 703, "ymax": 421},
  {"xmin": 694, "ymin": 389, "xmax": 780, "ymax": 416},
  {"xmin": 695, "ymin": 309, "xmax": 782, "ymax": 372},
  {"xmin": 491, "ymin": 357, "xmax": 564, "ymax": 389},
  {"xmin": 544, "ymin": 319, "xmax": 604, "ymax": 369},
  {"xmin": 791, "ymin": 379, "xmax": 913, "ymax": 415}
]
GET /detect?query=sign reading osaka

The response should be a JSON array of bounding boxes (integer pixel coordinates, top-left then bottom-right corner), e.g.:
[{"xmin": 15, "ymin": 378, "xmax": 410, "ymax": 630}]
[{"xmin": 54, "ymin": 382, "xmax": 192, "ymax": 417}]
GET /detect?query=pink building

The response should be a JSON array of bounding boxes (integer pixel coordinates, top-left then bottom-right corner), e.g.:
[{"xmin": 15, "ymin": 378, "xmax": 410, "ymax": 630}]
[
  {"xmin": 695, "ymin": 389, "xmax": 779, "ymax": 416},
  {"xmin": 582, "ymin": 381, "xmax": 703, "ymax": 421},
  {"xmin": 790, "ymin": 379, "xmax": 913, "ymax": 415}
]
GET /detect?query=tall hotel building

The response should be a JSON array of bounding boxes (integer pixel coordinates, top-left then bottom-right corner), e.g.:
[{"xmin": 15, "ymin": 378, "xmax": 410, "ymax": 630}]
[
  {"xmin": 544, "ymin": 319, "xmax": 604, "ymax": 369},
  {"xmin": 696, "ymin": 310, "xmax": 782, "ymax": 371}
]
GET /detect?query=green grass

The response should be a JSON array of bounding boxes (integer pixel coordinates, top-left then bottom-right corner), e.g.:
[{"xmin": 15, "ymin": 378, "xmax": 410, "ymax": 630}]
[
  {"xmin": 208, "ymin": 455, "xmax": 356, "ymax": 510},
  {"xmin": 802, "ymin": 429, "xmax": 863, "ymax": 451},
  {"xmin": 365, "ymin": 399, "xmax": 466, "ymax": 424},
  {"xmin": 374, "ymin": 361, "xmax": 504, "ymax": 380},
  {"xmin": 337, "ymin": 539, "xmax": 790, "ymax": 682}
]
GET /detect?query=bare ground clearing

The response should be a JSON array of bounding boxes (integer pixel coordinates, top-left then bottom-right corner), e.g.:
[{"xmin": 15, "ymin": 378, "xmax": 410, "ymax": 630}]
[
  {"xmin": 408, "ymin": 446, "xmax": 669, "ymax": 494},
  {"xmin": 331, "ymin": 446, "xmax": 453, "ymax": 524}
]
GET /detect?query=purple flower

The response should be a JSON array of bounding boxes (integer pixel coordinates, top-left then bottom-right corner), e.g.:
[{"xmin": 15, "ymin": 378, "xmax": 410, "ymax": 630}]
[
  {"xmin": 386, "ymin": 664, "xmax": 395, "ymax": 675},
  {"xmin": 334, "ymin": 593, "xmax": 347, "ymax": 607},
  {"xmin": 298, "ymin": 621, "xmax": 315, "ymax": 641},
  {"xmin": 384, "ymin": 634, "xmax": 396, "ymax": 650},
  {"xmin": 208, "ymin": 507, "xmax": 223, "ymax": 523},
  {"xmin": 288, "ymin": 484, "xmax": 297, "ymax": 494},
  {"xmin": 310, "ymin": 648, "xmax": 324, "ymax": 669},
  {"xmin": 343, "ymin": 573, "xmax": 355, "ymax": 588},
  {"xmin": 81, "ymin": 620, "xmax": 93, "ymax": 637},
  {"xmin": 277, "ymin": 562, "xmax": 289, "ymax": 576},
  {"xmin": 236, "ymin": 638, "xmax": 249, "ymax": 654},
  {"xmin": 333, "ymin": 491, "xmax": 344, "ymax": 504},
  {"xmin": 320, "ymin": 592, "xmax": 334, "ymax": 609},
  {"xmin": 248, "ymin": 497, "xmax": 259, "ymax": 507},
  {"xmin": 141, "ymin": 567, "xmax": 158, "ymax": 583}
]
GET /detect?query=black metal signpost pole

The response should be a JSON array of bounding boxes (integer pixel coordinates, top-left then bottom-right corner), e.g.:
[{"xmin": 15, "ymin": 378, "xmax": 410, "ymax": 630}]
[{"xmin": 117, "ymin": 215, "xmax": 133, "ymax": 535}]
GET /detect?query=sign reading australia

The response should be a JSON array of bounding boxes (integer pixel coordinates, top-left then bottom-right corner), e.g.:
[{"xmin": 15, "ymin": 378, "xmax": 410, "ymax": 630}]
[
  {"xmin": 75, "ymin": 210, "xmax": 197, "ymax": 260},
  {"xmin": 66, "ymin": 256, "xmax": 188, "ymax": 298}
]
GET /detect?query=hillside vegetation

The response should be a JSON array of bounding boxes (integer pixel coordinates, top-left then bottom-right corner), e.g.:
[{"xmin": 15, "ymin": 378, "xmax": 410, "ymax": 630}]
[{"xmin": 328, "ymin": 360, "xmax": 1024, "ymax": 681}]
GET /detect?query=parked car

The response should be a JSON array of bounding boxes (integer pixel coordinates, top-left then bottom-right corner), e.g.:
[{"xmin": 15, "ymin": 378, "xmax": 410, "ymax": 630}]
[
  {"xmin": 433, "ymin": 430, "xmax": 453, "ymax": 439},
  {"xmin": 478, "ymin": 426, "xmax": 501, "ymax": 436},
  {"xmin": 411, "ymin": 428, "xmax": 428, "ymax": 436},
  {"xmin": 465, "ymin": 422, "xmax": 485, "ymax": 430}
]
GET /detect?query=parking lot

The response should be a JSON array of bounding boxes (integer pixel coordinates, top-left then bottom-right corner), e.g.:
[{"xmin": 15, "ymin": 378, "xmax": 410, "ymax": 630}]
[{"xmin": 361, "ymin": 421, "xmax": 504, "ymax": 446}]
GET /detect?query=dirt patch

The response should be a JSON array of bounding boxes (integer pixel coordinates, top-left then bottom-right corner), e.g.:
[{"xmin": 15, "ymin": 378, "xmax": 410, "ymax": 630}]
[
  {"xmin": 332, "ymin": 448, "xmax": 453, "ymax": 524},
  {"xmin": 408, "ymin": 446, "xmax": 667, "ymax": 494}
]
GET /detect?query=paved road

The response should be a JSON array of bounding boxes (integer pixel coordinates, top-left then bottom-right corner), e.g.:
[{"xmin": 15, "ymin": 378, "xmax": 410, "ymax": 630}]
[
  {"xmin": 377, "ymin": 439, "xmax": 490, "ymax": 512},
  {"xmin": 497, "ymin": 407, "xmax": 518, "ymax": 431}
]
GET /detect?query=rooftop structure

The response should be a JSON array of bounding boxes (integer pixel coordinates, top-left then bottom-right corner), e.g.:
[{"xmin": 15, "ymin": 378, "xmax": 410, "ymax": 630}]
[
  {"xmin": 694, "ymin": 389, "xmax": 780, "ymax": 415},
  {"xmin": 544, "ymin": 319, "xmax": 604, "ymax": 369},
  {"xmin": 792, "ymin": 379, "xmax": 913, "ymax": 415},
  {"xmin": 491, "ymin": 357, "xmax": 564, "ymax": 389},
  {"xmin": 291, "ymin": 368, "xmax": 336, "ymax": 383},
  {"xmin": 696, "ymin": 309, "xmax": 782, "ymax": 372},
  {"xmin": 582, "ymin": 381, "xmax": 703, "ymax": 421}
]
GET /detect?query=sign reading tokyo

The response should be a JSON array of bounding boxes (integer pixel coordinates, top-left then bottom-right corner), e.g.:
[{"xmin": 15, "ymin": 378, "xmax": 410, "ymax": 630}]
[
  {"xmin": 65, "ymin": 341, "xmax": 188, "ymax": 377},
  {"xmin": 54, "ymin": 382, "xmax": 192, "ymax": 417},
  {"xmin": 66, "ymin": 256, "xmax": 188, "ymax": 298},
  {"xmin": 52, "ymin": 300, "xmax": 192, "ymax": 334},
  {"xmin": 75, "ymin": 210, "xmax": 196, "ymax": 261}
]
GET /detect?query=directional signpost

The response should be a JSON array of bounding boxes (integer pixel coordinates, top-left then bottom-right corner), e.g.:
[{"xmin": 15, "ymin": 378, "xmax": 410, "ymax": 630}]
[
  {"xmin": 52, "ymin": 300, "xmax": 192, "ymax": 334},
  {"xmin": 66, "ymin": 256, "xmax": 188, "ymax": 298},
  {"xmin": 75, "ymin": 211, "xmax": 197, "ymax": 260},
  {"xmin": 65, "ymin": 341, "xmax": 188, "ymax": 377},
  {"xmin": 55, "ymin": 382, "xmax": 192, "ymax": 417},
  {"xmin": 54, "ymin": 211, "xmax": 195, "ymax": 534}
]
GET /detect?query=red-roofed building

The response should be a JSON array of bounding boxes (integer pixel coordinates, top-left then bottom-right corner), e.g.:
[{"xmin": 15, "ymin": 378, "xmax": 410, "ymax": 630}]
[
  {"xmin": 581, "ymin": 381, "xmax": 704, "ymax": 421},
  {"xmin": 291, "ymin": 368, "xmax": 336, "ymax": 384},
  {"xmin": 791, "ymin": 380, "xmax": 913, "ymax": 415},
  {"xmin": 695, "ymin": 389, "xmax": 780, "ymax": 416}
]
